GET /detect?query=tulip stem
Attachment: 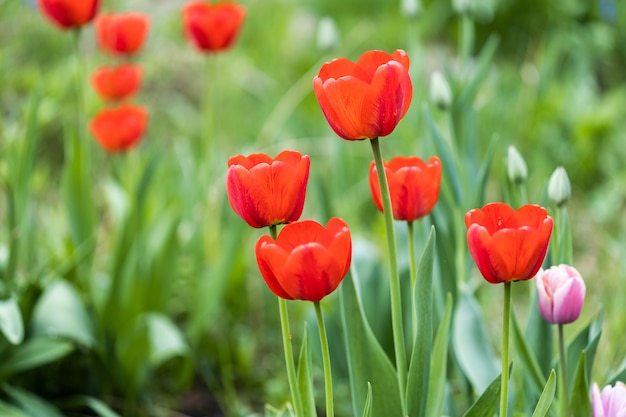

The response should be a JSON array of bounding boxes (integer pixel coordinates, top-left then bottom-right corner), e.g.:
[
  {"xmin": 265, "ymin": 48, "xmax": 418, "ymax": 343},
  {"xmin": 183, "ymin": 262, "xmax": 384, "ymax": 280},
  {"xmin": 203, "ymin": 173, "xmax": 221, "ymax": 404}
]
[
  {"xmin": 558, "ymin": 323, "xmax": 569, "ymax": 417},
  {"xmin": 370, "ymin": 137, "xmax": 407, "ymax": 412},
  {"xmin": 407, "ymin": 221, "xmax": 418, "ymax": 344},
  {"xmin": 500, "ymin": 282, "xmax": 511, "ymax": 417},
  {"xmin": 270, "ymin": 226, "xmax": 303, "ymax": 417},
  {"xmin": 314, "ymin": 302, "xmax": 334, "ymax": 417}
]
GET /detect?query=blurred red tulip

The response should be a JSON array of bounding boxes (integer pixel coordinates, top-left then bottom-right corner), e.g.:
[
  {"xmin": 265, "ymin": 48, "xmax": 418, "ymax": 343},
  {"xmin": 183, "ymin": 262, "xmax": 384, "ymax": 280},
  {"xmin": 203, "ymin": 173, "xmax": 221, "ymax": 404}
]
[
  {"xmin": 90, "ymin": 105, "xmax": 148, "ymax": 152},
  {"xmin": 255, "ymin": 218, "xmax": 352, "ymax": 302},
  {"xmin": 313, "ymin": 49, "xmax": 412, "ymax": 141},
  {"xmin": 465, "ymin": 203, "xmax": 553, "ymax": 284},
  {"xmin": 91, "ymin": 64, "xmax": 142, "ymax": 101},
  {"xmin": 369, "ymin": 156, "xmax": 441, "ymax": 222},
  {"xmin": 226, "ymin": 151, "xmax": 310, "ymax": 228},
  {"xmin": 182, "ymin": 1, "xmax": 246, "ymax": 53},
  {"xmin": 96, "ymin": 12, "xmax": 150, "ymax": 55},
  {"xmin": 38, "ymin": 0, "xmax": 100, "ymax": 29}
]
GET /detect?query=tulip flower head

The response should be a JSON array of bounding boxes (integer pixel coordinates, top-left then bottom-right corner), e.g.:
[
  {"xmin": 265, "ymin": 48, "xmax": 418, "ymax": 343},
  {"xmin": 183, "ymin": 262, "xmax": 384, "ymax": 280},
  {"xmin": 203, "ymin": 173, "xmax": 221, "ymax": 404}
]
[
  {"xmin": 91, "ymin": 64, "xmax": 142, "ymax": 101},
  {"xmin": 182, "ymin": 1, "xmax": 246, "ymax": 53},
  {"xmin": 369, "ymin": 156, "xmax": 441, "ymax": 222},
  {"xmin": 90, "ymin": 105, "xmax": 148, "ymax": 152},
  {"xmin": 255, "ymin": 218, "xmax": 352, "ymax": 302},
  {"xmin": 592, "ymin": 381, "xmax": 626, "ymax": 417},
  {"xmin": 313, "ymin": 49, "xmax": 413, "ymax": 141},
  {"xmin": 226, "ymin": 151, "xmax": 310, "ymax": 228},
  {"xmin": 535, "ymin": 264, "xmax": 586, "ymax": 325},
  {"xmin": 96, "ymin": 13, "xmax": 151, "ymax": 55},
  {"xmin": 465, "ymin": 203, "xmax": 553, "ymax": 284},
  {"xmin": 38, "ymin": 0, "xmax": 100, "ymax": 29}
]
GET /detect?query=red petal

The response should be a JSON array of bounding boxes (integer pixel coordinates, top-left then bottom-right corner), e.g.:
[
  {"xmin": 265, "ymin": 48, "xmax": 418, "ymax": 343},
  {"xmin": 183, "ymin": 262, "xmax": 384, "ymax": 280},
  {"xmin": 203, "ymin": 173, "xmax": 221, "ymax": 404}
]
[
  {"xmin": 318, "ymin": 76, "xmax": 371, "ymax": 140},
  {"xmin": 255, "ymin": 236, "xmax": 293, "ymax": 300},
  {"xmin": 281, "ymin": 243, "xmax": 343, "ymax": 301}
]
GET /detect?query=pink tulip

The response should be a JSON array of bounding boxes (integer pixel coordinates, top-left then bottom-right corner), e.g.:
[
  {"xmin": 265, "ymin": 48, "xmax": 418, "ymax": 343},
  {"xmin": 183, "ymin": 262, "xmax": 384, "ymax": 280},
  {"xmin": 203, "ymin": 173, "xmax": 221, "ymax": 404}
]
[
  {"xmin": 535, "ymin": 264, "xmax": 585, "ymax": 325},
  {"xmin": 592, "ymin": 381, "xmax": 626, "ymax": 417}
]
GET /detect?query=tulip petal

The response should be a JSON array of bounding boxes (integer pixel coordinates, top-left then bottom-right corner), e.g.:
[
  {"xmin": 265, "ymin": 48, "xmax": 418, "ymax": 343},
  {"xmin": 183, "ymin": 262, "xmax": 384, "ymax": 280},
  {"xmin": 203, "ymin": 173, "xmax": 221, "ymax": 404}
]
[
  {"xmin": 552, "ymin": 276, "xmax": 585, "ymax": 324},
  {"xmin": 281, "ymin": 243, "xmax": 342, "ymax": 302},
  {"xmin": 255, "ymin": 237, "xmax": 293, "ymax": 300},
  {"xmin": 317, "ymin": 76, "xmax": 371, "ymax": 140}
]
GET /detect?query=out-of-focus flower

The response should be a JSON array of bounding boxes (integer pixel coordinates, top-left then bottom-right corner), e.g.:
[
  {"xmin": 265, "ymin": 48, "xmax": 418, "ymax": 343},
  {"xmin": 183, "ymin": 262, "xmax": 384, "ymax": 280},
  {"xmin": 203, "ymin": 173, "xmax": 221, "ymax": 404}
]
[
  {"xmin": 313, "ymin": 49, "xmax": 412, "ymax": 141},
  {"xmin": 96, "ymin": 12, "xmax": 150, "ymax": 55},
  {"xmin": 90, "ymin": 105, "xmax": 148, "ymax": 152},
  {"xmin": 507, "ymin": 145, "xmax": 528, "ymax": 184},
  {"xmin": 255, "ymin": 218, "xmax": 352, "ymax": 302},
  {"xmin": 369, "ymin": 156, "xmax": 441, "ymax": 222},
  {"xmin": 535, "ymin": 264, "xmax": 586, "ymax": 324},
  {"xmin": 592, "ymin": 381, "xmax": 626, "ymax": 417},
  {"xmin": 548, "ymin": 166, "xmax": 571, "ymax": 207},
  {"xmin": 182, "ymin": 1, "xmax": 246, "ymax": 53},
  {"xmin": 429, "ymin": 71, "xmax": 452, "ymax": 110},
  {"xmin": 226, "ymin": 151, "xmax": 310, "ymax": 228},
  {"xmin": 38, "ymin": 0, "xmax": 100, "ymax": 29},
  {"xmin": 465, "ymin": 203, "xmax": 553, "ymax": 284},
  {"xmin": 91, "ymin": 64, "xmax": 142, "ymax": 101},
  {"xmin": 316, "ymin": 17, "xmax": 339, "ymax": 51}
]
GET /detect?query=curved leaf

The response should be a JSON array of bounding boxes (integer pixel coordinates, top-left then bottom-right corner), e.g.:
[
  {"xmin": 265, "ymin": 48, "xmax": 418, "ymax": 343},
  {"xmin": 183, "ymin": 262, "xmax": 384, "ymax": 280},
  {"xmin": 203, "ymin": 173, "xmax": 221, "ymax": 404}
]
[{"xmin": 0, "ymin": 298, "xmax": 23, "ymax": 345}]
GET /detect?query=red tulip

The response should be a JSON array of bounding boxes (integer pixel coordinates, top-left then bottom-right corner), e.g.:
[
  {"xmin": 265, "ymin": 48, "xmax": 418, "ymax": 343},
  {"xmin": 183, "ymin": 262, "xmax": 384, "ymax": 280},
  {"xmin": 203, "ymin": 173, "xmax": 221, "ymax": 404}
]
[
  {"xmin": 96, "ymin": 13, "xmax": 150, "ymax": 55},
  {"xmin": 465, "ymin": 203, "xmax": 553, "ymax": 284},
  {"xmin": 38, "ymin": 0, "xmax": 100, "ymax": 29},
  {"xmin": 226, "ymin": 151, "xmax": 310, "ymax": 228},
  {"xmin": 182, "ymin": 1, "xmax": 246, "ymax": 53},
  {"xmin": 91, "ymin": 64, "xmax": 142, "ymax": 101},
  {"xmin": 89, "ymin": 105, "xmax": 148, "ymax": 152},
  {"xmin": 313, "ymin": 49, "xmax": 412, "ymax": 141},
  {"xmin": 255, "ymin": 218, "xmax": 352, "ymax": 302},
  {"xmin": 369, "ymin": 156, "xmax": 441, "ymax": 222}
]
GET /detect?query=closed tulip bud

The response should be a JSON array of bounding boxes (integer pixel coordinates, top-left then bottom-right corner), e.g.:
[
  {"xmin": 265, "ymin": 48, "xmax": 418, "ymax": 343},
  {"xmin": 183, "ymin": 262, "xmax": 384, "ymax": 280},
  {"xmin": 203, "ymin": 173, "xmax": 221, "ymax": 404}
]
[
  {"xmin": 429, "ymin": 71, "xmax": 452, "ymax": 111},
  {"xmin": 507, "ymin": 145, "xmax": 527, "ymax": 185},
  {"xmin": 591, "ymin": 381, "xmax": 626, "ymax": 417},
  {"xmin": 317, "ymin": 17, "xmax": 339, "ymax": 51},
  {"xmin": 401, "ymin": 0, "xmax": 422, "ymax": 19},
  {"xmin": 536, "ymin": 265, "xmax": 585, "ymax": 325},
  {"xmin": 548, "ymin": 166, "xmax": 571, "ymax": 207},
  {"xmin": 453, "ymin": 0, "xmax": 472, "ymax": 14}
]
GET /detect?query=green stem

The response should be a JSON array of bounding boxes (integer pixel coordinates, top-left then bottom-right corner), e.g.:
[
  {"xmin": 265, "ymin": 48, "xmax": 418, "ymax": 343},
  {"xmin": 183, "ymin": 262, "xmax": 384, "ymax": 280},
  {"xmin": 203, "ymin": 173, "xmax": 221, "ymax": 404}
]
[
  {"xmin": 459, "ymin": 14, "xmax": 475, "ymax": 72},
  {"xmin": 370, "ymin": 137, "xmax": 407, "ymax": 411},
  {"xmin": 500, "ymin": 282, "xmax": 511, "ymax": 417},
  {"xmin": 558, "ymin": 323, "xmax": 568, "ymax": 417},
  {"xmin": 314, "ymin": 302, "xmax": 334, "ymax": 417},
  {"xmin": 407, "ymin": 221, "xmax": 418, "ymax": 344},
  {"xmin": 270, "ymin": 225, "xmax": 303, "ymax": 417}
]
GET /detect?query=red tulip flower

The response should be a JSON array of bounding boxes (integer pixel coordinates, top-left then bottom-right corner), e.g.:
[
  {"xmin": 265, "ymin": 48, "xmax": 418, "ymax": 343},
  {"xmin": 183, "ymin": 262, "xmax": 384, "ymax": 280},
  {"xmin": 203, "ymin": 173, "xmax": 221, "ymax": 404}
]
[
  {"xmin": 313, "ymin": 49, "xmax": 412, "ymax": 141},
  {"xmin": 255, "ymin": 218, "xmax": 352, "ymax": 302},
  {"xmin": 38, "ymin": 0, "xmax": 100, "ymax": 29},
  {"xmin": 91, "ymin": 64, "xmax": 142, "ymax": 101},
  {"xmin": 226, "ymin": 151, "xmax": 310, "ymax": 228},
  {"xmin": 89, "ymin": 105, "xmax": 148, "ymax": 152},
  {"xmin": 182, "ymin": 1, "xmax": 246, "ymax": 53},
  {"xmin": 369, "ymin": 156, "xmax": 441, "ymax": 222},
  {"xmin": 96, "ymin": 13, "xmax": 150, "ymax": 55},
  {"xmin": 465, "ymin": 203, "xmax": 553, "ymax": 284}
]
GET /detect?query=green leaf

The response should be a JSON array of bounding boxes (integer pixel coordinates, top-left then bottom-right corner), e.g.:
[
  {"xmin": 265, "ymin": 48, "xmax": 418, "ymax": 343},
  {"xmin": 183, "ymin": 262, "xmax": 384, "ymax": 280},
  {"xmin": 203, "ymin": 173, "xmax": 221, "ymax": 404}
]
[
  {"xmin": 2, "ymin": 384, "xmax": 65, "ymax": 417},
  {"xmin": 511, "ymin": 309, "xmax": 546, "ymax": 393},
  {"xmin": 264, "ymin": 403, "xmax": 294, "ymax": 417},
  {"xmin": 425, "ymin": 293, "xmax": 453, "ymax": 417},
  {"xmin": 455, "ymin": 35, "xmax": 500, "ymax": 110},
  {"xmin": 453, "ymin": 287, "xmax": 499, "ymax": 393},
  {"xmin": 145, "ymin": 312, "xmax": 189, "ymax": 367},
  {"xmin": 362, "ymin": 382, "xmax": 373, "ymax": 417},
  {"xmin": 473, "ymin": 134, "xmax": 499, "ymax": 208},
  {"xmin": 31, "ymin": 279, "xmax": 94, "ymax": 347},
  {"xmin": 63, "ymin": 396, "xmax": 122, "ymax": 417},
  {"xmin": 569, "ymin": 352, "xmax": 592, "ymax": 417},
  {"xmin": 462, "ymin": 371, "xmax": 501, "ymax": 417},
  {"xmin": 340, "ymin": 266, "xmax": 403, "ymax": 417},
  {"xmin": 297, "ymin": 324, "xmax": 316, "ymax": 417},
  {"xmin": 525, "ymin": 290, "xmax": 554, "ymax": 378},
  {"xmin": 407, "ymin": 226, "xmax": 435, "ymax": 417},
  {"xmin": 531, "ymin": 369, "xmax": 556, "ymax": 417},
  {"xmin": 0, "ymin": 338, "xmax": 74, "ymax": 377},
  {"xmin": 0, "ymin": 297, "xmax": 23, "ymax": 345},
  {"xmin": 0, "ymin": 400, "xmax": 30, "ymax": 417}
]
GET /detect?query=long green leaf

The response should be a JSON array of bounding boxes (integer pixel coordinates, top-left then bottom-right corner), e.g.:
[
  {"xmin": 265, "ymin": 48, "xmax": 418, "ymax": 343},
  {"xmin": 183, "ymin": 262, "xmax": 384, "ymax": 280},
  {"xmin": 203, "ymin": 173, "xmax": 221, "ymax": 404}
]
[
  {"xmin": 531, "ymin": 369, "xmax": 556, "ymax": 417},
  {"xmin": 297, "ymin": 324, "xmax": 316, "ymax": 417},
  {"xmin": 462, "ymin": 371, "xmax": 502, "ymax": 417},
  {"xmin": 361, "ymin": 382, "xmax": 373, "ymax": 417},
  {"xmin": 526, "ymin": 290, "xmax": 554, "ymax": 378},
  {"xmin": 511, "ymin": 309, "xmax": 546, "ymax": 393},
  {"xmin": 2, "ymin": 384, "xmax": 65, "ymax": 417},
  {"xmin": 0, "ymin": 400, "xmax": 30, "ymax": 417},
  {"xmin": 569, "ymin": 352, "xmax": 592, "ymax": 417},
  {"xmin": 425, "ymin": 293, "xmax": 453, "ymax": 417},
  {"xmin": 455, "ymin": 35, "xmax": 500, "ymax": 110},
  {"xmin": 407, "ymin": 226, "xmax": 435, "ymax": 417},
  {"xmin": 0, "ymin": 338, "xmax": 74, "ymax": 378},
  {"xmin": 63, "ymin": 396, "xmax": 122, "ymax": 417},
  {"xmin": 340, "ymin": 266, "xmax": 403, "ymax": 417}
]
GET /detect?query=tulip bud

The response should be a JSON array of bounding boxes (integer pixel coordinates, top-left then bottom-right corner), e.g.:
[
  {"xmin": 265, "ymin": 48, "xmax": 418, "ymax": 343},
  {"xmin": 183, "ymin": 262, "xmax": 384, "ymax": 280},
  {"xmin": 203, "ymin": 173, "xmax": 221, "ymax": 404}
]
[
  {"xmin": 429, "ymin": 71, "xmax": 452, "ymax": 111},
  {"xmin": 453, "ymin": 0, "xmax": 472, "ymax": 14},
  {"xmin": 535, "ymin": 265, "xmax": 585, "ymax": 325},
  {"xmin": 317, "ymin": 17, "xmax": 339, "ymax": 51},
  {"xmin": 548, "ymin": 166, "xmax": 571, "ymax": 207},
  {"xmin": 506, "ymin": 145, "xmax": 527, "ymax": 185},
  {"xmin": 401, "ymin": 0, "xmax": 422, "ymax": 19}
]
